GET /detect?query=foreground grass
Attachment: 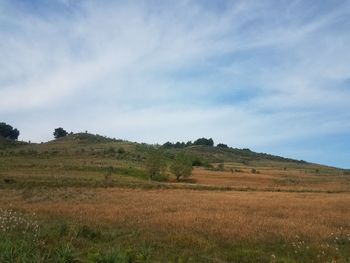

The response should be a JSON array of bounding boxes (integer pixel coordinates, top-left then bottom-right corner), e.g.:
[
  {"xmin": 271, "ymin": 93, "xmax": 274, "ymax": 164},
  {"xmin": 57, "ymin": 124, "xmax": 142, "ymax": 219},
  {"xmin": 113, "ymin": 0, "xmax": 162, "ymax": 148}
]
[
  {"xmin": 1, "ymin": 209, "xmax": 349, "ymax": 262},
  {"xmin": 1, "ymin": 188, "xmax": 350, "ymax": 262}
]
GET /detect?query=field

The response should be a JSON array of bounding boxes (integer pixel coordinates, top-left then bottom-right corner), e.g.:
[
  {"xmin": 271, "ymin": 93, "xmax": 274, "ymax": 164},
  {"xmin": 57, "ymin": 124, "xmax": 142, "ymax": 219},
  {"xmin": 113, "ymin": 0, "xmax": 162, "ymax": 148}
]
[{"xmin": 0, "ymin": 134, "xmax": 349, "ymax": 262}]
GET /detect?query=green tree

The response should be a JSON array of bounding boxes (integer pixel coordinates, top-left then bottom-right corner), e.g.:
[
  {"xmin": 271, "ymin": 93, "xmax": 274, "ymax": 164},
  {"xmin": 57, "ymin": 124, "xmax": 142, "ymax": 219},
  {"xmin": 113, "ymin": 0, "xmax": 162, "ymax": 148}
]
[
  {"xmin": 170, "ymin": 152, "xmax": 193, "ymax": 181},
  {"xmin": 193, "ymin": 138, "xmax": 214, "ymax": 146},
  {"xmin": 145, "ymin": 149, "xmax": 166, "ymax": 180},
  {"xmin": 0, "ymin": 122, "xmax": 19, "ymax": 140},
  {"xmin": 53, "ymin": 127, "xmax": 68, "ymax": 139}
]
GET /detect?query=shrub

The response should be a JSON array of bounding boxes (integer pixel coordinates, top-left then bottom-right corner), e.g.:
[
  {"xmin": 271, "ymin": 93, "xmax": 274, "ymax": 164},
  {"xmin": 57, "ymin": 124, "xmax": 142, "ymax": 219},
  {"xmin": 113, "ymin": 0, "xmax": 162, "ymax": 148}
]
[
  {"xmin": 191, "ymin": 156, "xmax": 210, "ymax": 167},
  {"xmin": 3, "ymin": 178, "xmax": 16, "ymax": 184},
  {"xmin": 192, "ymin": 158, "xmax": 203, "ymax": 166},
  {"xmin": 218, "ymin": 163, "xmax": 225, "ymax": 171},
  {"xmin": 105, "ymin": 147, "xmax": 116, "ymax": 155},
  {"xmin": 117, "ymin": 147, "xmax": 126, "ymax": 154}
]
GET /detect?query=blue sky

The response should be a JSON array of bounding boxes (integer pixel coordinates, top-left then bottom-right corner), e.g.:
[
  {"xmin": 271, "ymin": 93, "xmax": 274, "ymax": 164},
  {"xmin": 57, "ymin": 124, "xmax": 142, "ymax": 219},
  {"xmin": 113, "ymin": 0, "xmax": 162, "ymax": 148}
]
[{"xmin": 1, "ymin": 0, "xmax": 350, "ymax": 168}]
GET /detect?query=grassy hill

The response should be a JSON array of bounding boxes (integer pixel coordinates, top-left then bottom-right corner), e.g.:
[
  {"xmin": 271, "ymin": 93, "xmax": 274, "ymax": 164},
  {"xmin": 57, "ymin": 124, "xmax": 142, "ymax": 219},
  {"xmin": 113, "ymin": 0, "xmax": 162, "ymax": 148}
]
[
  {"xmin": 0, "ymin": 132, "xmax": 347, "ymax": 191},
  {"xmin": 0, "ymin": 133, "xmax": 349, "ymax": 262}
]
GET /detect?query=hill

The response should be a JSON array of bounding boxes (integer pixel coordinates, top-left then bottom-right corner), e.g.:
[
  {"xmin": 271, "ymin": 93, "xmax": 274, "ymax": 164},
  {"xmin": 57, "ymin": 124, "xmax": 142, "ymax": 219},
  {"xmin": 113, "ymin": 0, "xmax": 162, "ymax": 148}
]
[
  {"xmin": 1, "ymin": 133, "xmax": 350, "ymax": 262},
  {"xmin": 0, "ymin": 133, "xmax": 348, "ymax": 191}
]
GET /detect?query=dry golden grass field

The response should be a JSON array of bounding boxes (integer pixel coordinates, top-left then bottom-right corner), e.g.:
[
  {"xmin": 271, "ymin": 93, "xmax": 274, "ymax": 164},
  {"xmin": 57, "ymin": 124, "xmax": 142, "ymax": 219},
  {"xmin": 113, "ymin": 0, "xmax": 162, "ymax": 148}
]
[
  {"xmin": 191, "ymin": 166, "xmax": 350, "ymax": 192},
  {"xmin": 1, "ymin": 188, "xmax": 349, "ymax": 243}
]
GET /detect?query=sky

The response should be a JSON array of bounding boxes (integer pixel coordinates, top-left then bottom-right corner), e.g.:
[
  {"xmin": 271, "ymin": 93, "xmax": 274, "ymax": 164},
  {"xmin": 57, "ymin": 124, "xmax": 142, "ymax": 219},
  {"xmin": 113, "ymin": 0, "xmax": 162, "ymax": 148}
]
[{"xmin": 0, "ymin": 0, "xmax": 350, "ymax": 168}]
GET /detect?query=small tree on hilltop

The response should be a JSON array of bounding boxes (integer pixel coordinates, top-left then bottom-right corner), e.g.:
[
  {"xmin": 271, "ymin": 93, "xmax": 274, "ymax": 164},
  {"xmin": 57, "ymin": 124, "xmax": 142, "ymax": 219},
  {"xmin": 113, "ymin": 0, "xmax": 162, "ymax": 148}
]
[
  {"xmin": 170, "ymin": 152, "xmax": 193, "ymax": 181},
  {"xmin": 0, "ymin": 122, "xmax": 20, "ymax": 140},
  {"xmin": 9, "ymin": 128, "xmax": 19, "ymax": 140},
  {"xmin": 53, "ymin": 127, "xmax": 68, "ymax": 139},
  {"xmin": 145, "ymin": 148, "xmax": 166, "ymax": 180}
]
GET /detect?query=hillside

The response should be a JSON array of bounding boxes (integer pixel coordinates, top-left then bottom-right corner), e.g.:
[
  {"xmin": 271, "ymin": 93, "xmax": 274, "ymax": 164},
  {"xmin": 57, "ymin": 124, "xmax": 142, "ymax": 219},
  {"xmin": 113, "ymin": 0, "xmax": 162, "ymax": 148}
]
[
  {"xmin": 0, "ymin": 133, "xmax": 348, "ymax": 192},
  {"xmin": 1, "ymin": 133, "xmax": 350, "ymax": 262}
]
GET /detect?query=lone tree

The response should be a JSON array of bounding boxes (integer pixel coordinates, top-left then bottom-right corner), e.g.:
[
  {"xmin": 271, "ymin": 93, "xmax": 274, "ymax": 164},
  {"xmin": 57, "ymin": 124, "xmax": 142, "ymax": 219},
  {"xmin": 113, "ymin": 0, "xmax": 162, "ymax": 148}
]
[
  {"xmin": 170, "ymin": 152, "xmax": 193, "ymax": 181},
  {"xmin": 53, "ymin": 127, "xmax": 68, "ymax": 139},
  {"xmin": 145, "ymin": 148, "xmax": 166, "ymax": 180},
  {"xmin": 0, "ymin": 122, "xmax": 19, "ymax": 140}
]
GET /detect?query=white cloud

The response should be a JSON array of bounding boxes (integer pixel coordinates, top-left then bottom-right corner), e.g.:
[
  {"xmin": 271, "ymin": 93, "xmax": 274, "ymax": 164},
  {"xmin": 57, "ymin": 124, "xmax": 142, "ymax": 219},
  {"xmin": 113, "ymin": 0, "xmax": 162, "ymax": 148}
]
[{"xmin": 0, "ymin": 0, "xmax": 350, "ymax": 166}]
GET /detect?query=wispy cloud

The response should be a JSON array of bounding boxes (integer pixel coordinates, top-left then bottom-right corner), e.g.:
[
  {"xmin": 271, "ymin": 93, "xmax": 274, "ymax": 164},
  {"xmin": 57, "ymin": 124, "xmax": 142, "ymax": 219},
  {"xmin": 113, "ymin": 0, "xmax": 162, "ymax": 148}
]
[{"xmin": 1, "ymin": 0, "xmax": 349, "ymax": 167}]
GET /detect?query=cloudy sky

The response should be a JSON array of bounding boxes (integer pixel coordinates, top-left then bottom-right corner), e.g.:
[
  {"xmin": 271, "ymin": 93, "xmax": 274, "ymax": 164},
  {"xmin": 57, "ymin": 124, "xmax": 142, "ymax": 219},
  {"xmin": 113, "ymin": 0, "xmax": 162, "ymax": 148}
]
[{"xmin": 1, "ymin": 0, "xmax": 349, "ymax": 168}]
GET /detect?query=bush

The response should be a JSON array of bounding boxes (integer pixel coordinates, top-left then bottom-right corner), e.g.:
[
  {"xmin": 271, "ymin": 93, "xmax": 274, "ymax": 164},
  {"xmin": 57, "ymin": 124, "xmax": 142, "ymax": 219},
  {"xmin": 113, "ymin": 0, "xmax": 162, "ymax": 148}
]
[
  {"xmin": 192, "ymin": 158, "xmax": 203, "ymax": 166},
  {"xmin": 117, "ymin": 147, "xmax": 126, "ymax": 154},
  {"xmin": 105, "ymin": 147, "xmax": 116, "ymax": 155},
  {"xmin": 191, "ymin": 156, "xmax": 210, "ymax": 167},
  {"xmin": 218, "ymin": 163, "xmax": 225, "ymax": 171},
  {"xmin": 152, "ymin": 173, "xmax": 168, "ymax": 182}
]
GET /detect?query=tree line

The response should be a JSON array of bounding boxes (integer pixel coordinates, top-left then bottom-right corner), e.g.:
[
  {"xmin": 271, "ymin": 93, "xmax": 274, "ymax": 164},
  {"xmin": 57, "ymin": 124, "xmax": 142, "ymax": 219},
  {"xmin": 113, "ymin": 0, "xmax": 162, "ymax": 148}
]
[
  {"xmin": 1, "ymin": 124, "xmax": 230, "ymax": 151},
  {"xmin": 163, "ymin": 137, "xmax": 215, "ymax": 148},
  {"xmin": 163, "ymin": 138, "xmax": 229, "ymax": 148}
]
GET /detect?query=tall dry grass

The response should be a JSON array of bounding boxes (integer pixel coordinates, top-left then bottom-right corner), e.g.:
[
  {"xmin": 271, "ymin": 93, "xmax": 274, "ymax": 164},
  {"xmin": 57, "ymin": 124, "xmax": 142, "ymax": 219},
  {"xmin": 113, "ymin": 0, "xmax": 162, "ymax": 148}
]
[
  {"xmin": 192, "ymin": 167, "xmax": 350, "ymax": 192},
  {"xmin": 1, "ymin": 188, "xmax": 349, "ymax": 243}
]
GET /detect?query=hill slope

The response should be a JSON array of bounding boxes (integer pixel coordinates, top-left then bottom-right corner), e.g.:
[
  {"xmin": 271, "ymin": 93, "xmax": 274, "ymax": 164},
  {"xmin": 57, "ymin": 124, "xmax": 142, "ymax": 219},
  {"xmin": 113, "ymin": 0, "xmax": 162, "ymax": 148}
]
[{"xmin": 0, "ymin": 133, "xmax": 348, "ymax": 192}]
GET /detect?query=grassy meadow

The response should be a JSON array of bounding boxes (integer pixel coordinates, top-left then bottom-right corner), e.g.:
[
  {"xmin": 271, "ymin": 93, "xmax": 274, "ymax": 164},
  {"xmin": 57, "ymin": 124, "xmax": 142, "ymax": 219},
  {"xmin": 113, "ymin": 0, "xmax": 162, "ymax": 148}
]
[{"xmin": 0, "ymin": 134, "xmax": 349, "ymax": 262}]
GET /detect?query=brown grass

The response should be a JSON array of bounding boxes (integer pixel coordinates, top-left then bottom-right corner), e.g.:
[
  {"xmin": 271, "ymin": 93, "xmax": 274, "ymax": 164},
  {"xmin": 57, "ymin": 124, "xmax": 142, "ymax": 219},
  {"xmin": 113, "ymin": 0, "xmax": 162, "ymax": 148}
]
[
  {"xmin": 191, "ymin": 167, "xmax": 350, "ymax": 192},
  {"xmin": 1, "ymin": 188, "xmax": 349, "ymax": 243}
]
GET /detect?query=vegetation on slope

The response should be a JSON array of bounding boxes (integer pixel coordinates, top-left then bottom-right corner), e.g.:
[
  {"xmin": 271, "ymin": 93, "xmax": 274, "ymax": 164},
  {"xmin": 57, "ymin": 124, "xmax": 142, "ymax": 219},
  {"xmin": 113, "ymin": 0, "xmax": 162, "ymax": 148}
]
[{"xmin": 1, "ymin": 132, "xmax": 349, "ymax": 262}]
